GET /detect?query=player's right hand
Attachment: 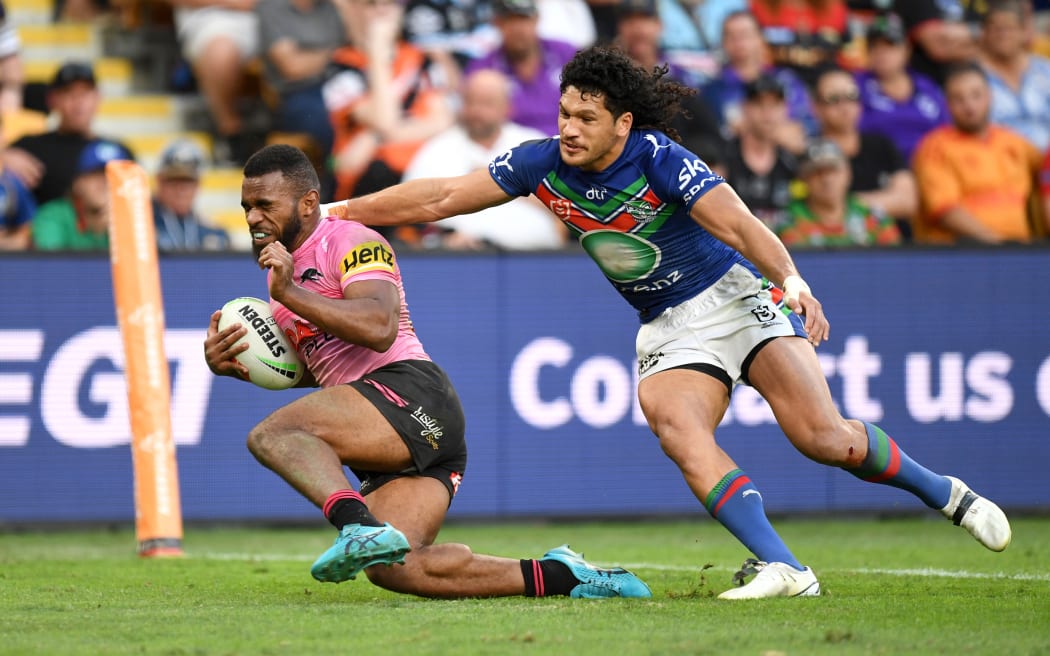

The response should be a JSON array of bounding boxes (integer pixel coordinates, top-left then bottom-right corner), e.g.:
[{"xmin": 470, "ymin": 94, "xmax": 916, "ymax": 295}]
[{"xmin": 203, "ymin": 310, "xmax": 250, "ymax": 379}]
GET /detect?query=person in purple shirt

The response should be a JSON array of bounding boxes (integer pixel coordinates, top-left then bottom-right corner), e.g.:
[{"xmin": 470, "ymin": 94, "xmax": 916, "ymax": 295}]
[
  {"xmin": 464, "ymin": 0, "xmax": 577, "ymax": 136},
  {"xmin": 856, "ymin": 13, "xmax": 949, "ymax": 162}
]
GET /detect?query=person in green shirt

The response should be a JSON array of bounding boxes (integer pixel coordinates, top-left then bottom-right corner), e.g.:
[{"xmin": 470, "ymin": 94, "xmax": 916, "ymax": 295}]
[
  {"xmin": 32, "ymin": 139, "xmax": 133, "ymax": 251},
  {"xmin": 777, "ymin": 139, "xmax": 903, "ymax": 248}
]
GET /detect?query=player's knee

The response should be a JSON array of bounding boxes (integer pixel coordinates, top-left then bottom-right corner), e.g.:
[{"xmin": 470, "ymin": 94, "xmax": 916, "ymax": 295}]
[
  {"xmin": 657, "ymin": 428, "xmax": 715, "ymax": 469},
  {"xmin": 245, "ymin": 420, "xmax": 285, "ymax": 466},
  {"xmin": 791, "ymin": 421, "xmax": 858, "ymax": 466}
]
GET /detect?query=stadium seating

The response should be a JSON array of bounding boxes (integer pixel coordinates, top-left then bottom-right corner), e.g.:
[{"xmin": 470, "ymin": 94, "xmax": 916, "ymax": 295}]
[{"xmin": 7, "ymin": 0, "xmax": 248, "ymax": 245}]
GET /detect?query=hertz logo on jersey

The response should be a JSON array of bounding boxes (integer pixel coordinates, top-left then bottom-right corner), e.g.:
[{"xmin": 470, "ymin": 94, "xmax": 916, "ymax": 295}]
[{"xmin": 340, "ymin": 241, "xmax": 394, "ymax": 279}]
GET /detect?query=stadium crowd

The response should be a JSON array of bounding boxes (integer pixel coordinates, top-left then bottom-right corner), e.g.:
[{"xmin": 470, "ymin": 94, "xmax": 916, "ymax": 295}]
[{"xmin": 1, "ymin": 0, "xmax": 1049, "ymax": 252}]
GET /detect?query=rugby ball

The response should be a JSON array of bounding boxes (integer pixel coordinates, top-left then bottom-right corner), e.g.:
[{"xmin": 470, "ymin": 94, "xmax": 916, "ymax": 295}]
[{"xmin": 217, "ymin": 297, "xmax": 304, "ymax": 390}]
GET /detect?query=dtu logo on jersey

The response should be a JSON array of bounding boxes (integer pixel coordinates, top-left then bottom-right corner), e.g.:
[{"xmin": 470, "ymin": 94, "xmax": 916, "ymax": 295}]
[
  {"xmin": 489, "ymin": 149, "xmax": 514, "ymax": 176},
  {"xmin": 549, "ymin": 199, "xmax": 572, "ymax": 219},
  {"xmin": 585, "ymin": 186, "xmax": 607, "ymax": 201}
]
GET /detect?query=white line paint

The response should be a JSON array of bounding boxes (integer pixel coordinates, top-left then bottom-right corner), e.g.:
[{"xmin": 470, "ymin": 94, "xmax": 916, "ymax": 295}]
[{"xmin": 193, "ymin": 553, "xmax": 1050, "ymax": 582}]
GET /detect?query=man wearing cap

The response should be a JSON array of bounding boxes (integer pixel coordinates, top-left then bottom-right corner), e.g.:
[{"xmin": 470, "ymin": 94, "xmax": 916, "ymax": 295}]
[
  {"xmin": 465, "ymin": 0, "xmax": 577, "ymax": 136},
  {"xmin": 31, "ymin": 139, "xmax": 132, "ymax": 251},
  {"xmin": 2, "ymin": 61, "xmax": 134, "ymax": 207},
  {"xmin": 777, "ymin": 138, "xmax": 902, "ymax": 248},
  {"xmin": 152, "ymin": 139, "xmax": 231, "ymax": 252}
]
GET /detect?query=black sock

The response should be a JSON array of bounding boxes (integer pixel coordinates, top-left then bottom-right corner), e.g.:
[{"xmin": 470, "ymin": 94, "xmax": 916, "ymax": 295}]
[
  {"xmin": 520, "ymin": 559, "xmax": 577, "ymax": 597},
  {"xmin": 326, "ymin": 497, "xmax": 383, "ymax": 529}
]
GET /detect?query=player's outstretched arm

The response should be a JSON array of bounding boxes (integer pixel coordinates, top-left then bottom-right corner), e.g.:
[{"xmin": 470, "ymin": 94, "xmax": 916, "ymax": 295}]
[
  {"xmin": 322, "ymin": 169, "xmax": 512, "ymax": 226},
  {"xmin": 690, "ymin": 184, "xmax": 829, "ymax": 345}
]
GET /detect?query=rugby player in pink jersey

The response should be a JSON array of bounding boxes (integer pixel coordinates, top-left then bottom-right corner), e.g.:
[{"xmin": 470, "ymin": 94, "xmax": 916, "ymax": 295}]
[{"xmin": 203, "ymin": 144, "xmax": 651, "ymax": 599}]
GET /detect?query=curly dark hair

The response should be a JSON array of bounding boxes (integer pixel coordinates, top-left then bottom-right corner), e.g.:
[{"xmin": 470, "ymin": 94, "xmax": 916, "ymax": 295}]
[
  {"xmin": 243, "ymin": 144, "xmax": 320, "ymax": 199},
  {"xmin": 559, "ymin": 46, "xmax": 696, "ymax": 142}
]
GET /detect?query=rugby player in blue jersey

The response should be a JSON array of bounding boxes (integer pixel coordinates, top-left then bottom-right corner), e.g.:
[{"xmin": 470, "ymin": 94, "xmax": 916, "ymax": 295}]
[{"xmin": 326, "ymin": 46, "xmax": 1012, "ymax": 599}]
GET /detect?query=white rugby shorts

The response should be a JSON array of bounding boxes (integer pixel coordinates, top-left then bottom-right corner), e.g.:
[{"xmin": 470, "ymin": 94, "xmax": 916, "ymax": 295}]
[{"xmin": 635, "ymin": 264, "xmax": 806, "ymax": 387}]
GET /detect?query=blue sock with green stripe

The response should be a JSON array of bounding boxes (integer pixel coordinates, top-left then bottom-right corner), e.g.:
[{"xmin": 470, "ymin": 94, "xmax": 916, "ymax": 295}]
[
  {"xmin": 704, "ymin": 469, "xmax": 802, "ymax": 570},
  {"xmin": 845, "ymin": 422, "xmax": 951, "ymax": 509}
]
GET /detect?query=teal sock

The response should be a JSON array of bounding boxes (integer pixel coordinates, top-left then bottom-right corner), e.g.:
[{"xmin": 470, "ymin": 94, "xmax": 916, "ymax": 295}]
[
  {"xmin": 704, "ymin": 469, "xmax": 803, "ymax": 570},
  {"xmin": 846, "ymin": 422, "xmax": 952, "ymax": 509}
]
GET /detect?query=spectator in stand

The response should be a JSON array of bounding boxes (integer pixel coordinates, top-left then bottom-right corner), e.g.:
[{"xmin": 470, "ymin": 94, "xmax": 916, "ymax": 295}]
[
  {"xmin": 749, "ymin": 0, "xmax": 862, "ymax": 86},
  {"xmin": 884, "ymin": 0, "xmax": 978, "ymax": 85},
  {"xmin": 778, "ymin": 138, "xmax": 902, "ymax": 247},
  {"xmin": 0, "ymin": 3, "xmax": 25, "ymax": 114},
  {"xmin": 812, "ymin": 65, "xmax": 917, "ymax": 229},
  {"xmin": 465, "ymin": 0, "xmax": 577, "ymax": 136},
  {"xmin": 584, "ymin": 0, "xmax": 622, "ymax": 45},
  {"xmin": 401, "ymin": 0, "xmax": 498, "ymax": 67},
  {"xmin": 615, "ymin": 0, "xmax": 726, "ymax": 150},
  {"xmin": 256, "ymin": 0, "xmax": 351, "ymax": 171},
  {"xmin": 402, "ymin": 69, "xmax": 567, "ymax": 250},
  {"xmin": 31, "ymin": 139, "xmax": 132, "ymax": 252},
  {"xmin": 536, "ymin": 0, "xmax": 599, "ymax": 49},
  {"xmin": 722, "ymin": 74, "xmax": 799, "ymax": 231},
  {"xmin": 658, "ymin": 0, "xmax": 748, "ymax": 57},
  {"xmin": 615, "ymin": 0, "xmax": 704, "ymax": 88},
  {"xmin": 152, "ymin": 139, "xmax": 231, "ymax": 252},
  {"xmin": 856, "ymin": 13, "xmax": 949, "ymax": 163},
  {"xmin": 323, "ymin": 0, "xmax": 455, "ymax": 209},
  {"xmin": 0, "ymin": 158, "xmax": 36, "ymax": 251},
  {"xmin": 912, "ymin": 62, "xmax": 1045, "ymax": 244},
  {"xmin": 169, "ymin": 0, "xmax": 261, "ymax": 166},
  {"xmin": 702, "ymin": 10, "xmax": 814, "ymax": 151},
  {"xmin": 978, "ymin": 0, "xmax": 1050, "ymax": 152},
  {"xmin": 2, "ymin": 62, "xmax": 135, "ymax": 207}
]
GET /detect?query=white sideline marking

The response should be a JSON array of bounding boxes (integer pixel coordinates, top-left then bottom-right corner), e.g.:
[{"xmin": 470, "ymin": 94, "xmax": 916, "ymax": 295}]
[{"xmin": 196, "ymin": 553, "xmax": 1050, "ymax": 582}]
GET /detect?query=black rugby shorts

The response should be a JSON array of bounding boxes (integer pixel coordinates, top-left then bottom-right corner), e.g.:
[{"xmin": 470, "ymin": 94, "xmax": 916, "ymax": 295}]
[{"xmin": 348, "ymin": 359, "xmax": 467, "ymax": 504}]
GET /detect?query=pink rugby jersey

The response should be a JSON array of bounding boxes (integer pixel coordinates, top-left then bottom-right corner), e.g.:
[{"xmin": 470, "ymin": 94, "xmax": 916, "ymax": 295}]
[{"xmin": 268, "ymin": 217, "xmax": 429, "ymax": 387}]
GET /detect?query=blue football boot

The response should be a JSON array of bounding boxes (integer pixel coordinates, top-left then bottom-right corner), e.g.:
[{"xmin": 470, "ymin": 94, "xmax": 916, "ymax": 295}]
[
  {"xmin": 310, "ymin": 523, "xmax": 411, "ymax": 583},
  {"xmin": 541, "ymin": 545, "xmax": 652, "ymax": 598}
]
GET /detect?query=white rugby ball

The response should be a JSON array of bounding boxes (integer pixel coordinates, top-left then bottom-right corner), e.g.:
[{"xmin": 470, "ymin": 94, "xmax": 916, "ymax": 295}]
[{"xmin": 217, "ymin": 296, "xmax": 304, "ymax": 390}]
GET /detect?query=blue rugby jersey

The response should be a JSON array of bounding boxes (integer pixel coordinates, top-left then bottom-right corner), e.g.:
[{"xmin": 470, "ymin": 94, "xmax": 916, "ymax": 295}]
[{"xmin": 487, "ymin": 129, "xmax": 760, "ymax": 323}]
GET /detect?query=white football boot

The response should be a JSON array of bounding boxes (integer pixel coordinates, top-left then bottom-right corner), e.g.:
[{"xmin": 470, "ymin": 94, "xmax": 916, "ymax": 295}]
[
  {"xmin": 718, "ymin": 560, "xmax": 821, "ymax": 600},
  {"xmin": 940, "ymin": 476, "xmax": 1012, "ymax": 552}
]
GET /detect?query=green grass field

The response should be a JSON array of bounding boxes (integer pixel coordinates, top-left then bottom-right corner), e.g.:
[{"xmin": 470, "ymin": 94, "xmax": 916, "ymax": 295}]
[{"xmin": 1, "ymin": 516, "xmax": 1048, "ymax": 655}]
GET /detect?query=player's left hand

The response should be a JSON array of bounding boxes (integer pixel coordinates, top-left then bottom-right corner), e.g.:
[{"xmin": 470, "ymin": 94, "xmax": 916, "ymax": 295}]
[
  {"xmin": 795, "ymin": 291, "xmax": 829, "ymax": 347},
  {"xmin": 258, "ymin": 241, "xmax": 296, "ymax": 301},
  {"xmin": 782, "ymin": 275, "xmax": 829, "ymax": 346}
]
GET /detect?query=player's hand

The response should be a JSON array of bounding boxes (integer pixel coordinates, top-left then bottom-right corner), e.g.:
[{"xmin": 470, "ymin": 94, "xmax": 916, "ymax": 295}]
[
  {"xmin": 782, "ymin": 275, "xmax": 830, "ymax": 346},
  {"xmin": 258, "ymin": 241, "xmax": 296, "ymax": 301},
  {"xmin": 795, "ymin": 291, "xmax": 830, "ymax": 346},
  {"xmin": 203, "ymin": 310, "xmax": 250, "ymax": 379},
  {"xmin": 320, "ymin": 200, "xmax": 350, "ymax": 220}
]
